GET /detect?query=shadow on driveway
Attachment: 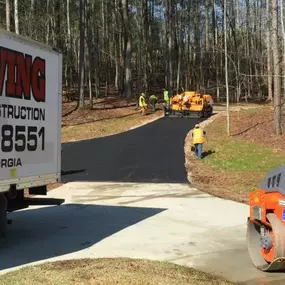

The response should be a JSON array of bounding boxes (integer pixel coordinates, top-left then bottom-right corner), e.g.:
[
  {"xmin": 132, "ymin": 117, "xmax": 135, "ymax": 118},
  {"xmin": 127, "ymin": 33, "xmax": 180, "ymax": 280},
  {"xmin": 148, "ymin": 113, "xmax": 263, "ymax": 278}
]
[
  {"xmin": 0, "ymin": 204, "xmax": 165, "ymax": 271},
  {"xmin": 61, "ymin": 117, "xmax": 202, "ymax": 184}
]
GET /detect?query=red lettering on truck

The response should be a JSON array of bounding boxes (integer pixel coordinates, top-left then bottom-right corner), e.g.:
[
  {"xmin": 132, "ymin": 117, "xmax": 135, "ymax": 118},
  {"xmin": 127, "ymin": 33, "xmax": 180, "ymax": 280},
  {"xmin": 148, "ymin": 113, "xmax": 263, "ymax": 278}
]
[{"xmin": 0, "ymin": 47, "xmax": 46, "ymax": 102}]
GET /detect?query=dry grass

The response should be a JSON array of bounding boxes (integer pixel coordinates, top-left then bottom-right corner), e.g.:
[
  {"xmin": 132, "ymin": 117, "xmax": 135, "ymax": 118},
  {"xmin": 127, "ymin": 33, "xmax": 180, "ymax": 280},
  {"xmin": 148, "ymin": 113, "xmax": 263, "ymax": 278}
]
[
  {"xmin": 61, "ymin": 110, "xmax": 163, "ymax": 142},
  {"xmin": 0, "ymin": 258, "xmax": 235, "ymax": 285},
  {"xmin": 61, "ymin": 99, "xmax": 163, "ymax": 142}
]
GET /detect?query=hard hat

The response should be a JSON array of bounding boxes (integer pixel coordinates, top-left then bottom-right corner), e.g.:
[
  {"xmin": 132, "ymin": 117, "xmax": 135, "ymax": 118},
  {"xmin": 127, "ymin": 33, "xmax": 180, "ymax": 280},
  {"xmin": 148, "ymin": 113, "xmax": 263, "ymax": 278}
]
[{"xmin": 195, "ymin": 124, "xmax": 199, "ymax": 128}]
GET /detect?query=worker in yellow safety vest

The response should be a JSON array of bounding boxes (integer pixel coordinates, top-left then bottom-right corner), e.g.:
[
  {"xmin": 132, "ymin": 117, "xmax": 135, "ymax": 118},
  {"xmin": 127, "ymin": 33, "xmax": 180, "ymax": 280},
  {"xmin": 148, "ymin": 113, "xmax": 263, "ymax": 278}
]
[
  {"xmin": 192, "ymin": 124, "xmax": 206, "ymax": 159},
  {"xmin": 163, "ymin": 89, "xmax": 169, "ymax": 102},
  {"xmin": 139, "ymin": 92, "xmax": 147, "ymax": 115},
  {"xmin": 163, "ymin": 89, "xmax": 170, "ymax": 115}
]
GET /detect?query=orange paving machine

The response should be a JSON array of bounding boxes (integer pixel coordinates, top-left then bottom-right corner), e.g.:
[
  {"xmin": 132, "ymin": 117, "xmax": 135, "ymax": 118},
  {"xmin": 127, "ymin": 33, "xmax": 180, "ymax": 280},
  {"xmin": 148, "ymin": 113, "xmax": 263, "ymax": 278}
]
[
  {"xmin": 247, "ymin": 164, "xmax": 285, "ymax": 271},
  {"xmin": 168, "ymin": 90, "xmax": 213, "ymax": 118}
]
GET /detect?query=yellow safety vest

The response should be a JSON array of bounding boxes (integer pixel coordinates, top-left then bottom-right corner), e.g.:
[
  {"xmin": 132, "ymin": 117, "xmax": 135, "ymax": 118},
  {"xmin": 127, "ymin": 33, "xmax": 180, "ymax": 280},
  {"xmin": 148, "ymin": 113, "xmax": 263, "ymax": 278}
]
[
  {"xmin": 192, "ymin": 128, "xmax": 205, "ymax": 144},
  {"xmin": 164, "ymin": 90, "xmax": 169, "ymax": 101},
  {"xmin": 139, "ymin": 95, "xmax": 145, "ymax": 107}
]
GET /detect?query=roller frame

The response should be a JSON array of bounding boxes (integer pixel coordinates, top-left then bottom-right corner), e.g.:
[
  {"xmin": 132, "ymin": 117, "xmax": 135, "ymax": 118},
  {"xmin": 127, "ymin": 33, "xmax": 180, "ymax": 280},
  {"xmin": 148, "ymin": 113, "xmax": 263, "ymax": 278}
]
[
  {"xmin": 247, "ymin": 214, "xmax": 285, "ymax": 272},
  {"xmin": 247, "ymin": 164, "xmax": 285, "ymax": 272}
]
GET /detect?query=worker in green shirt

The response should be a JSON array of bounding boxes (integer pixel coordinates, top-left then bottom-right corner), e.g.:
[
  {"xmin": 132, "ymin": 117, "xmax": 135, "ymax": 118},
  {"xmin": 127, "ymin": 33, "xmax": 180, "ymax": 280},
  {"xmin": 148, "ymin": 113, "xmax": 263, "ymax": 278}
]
[
  {"xmin": 149, "ymin": 94, "xmax": 158, "ymax": 112},
  {"xmin": 163, "ymin": 88, "xmax": 170, "ymax": 115},
  {"xmin": 163, "ymin": 89, "xmax": 169, "ymax": 102}
]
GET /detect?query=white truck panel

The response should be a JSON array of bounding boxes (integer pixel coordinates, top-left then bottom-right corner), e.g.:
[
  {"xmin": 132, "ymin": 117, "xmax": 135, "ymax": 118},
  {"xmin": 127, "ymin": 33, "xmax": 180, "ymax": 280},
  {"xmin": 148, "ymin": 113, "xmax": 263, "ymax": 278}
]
[{"xmin": 0, "ymin": 30, "xmax": 62, "ymax": 192}]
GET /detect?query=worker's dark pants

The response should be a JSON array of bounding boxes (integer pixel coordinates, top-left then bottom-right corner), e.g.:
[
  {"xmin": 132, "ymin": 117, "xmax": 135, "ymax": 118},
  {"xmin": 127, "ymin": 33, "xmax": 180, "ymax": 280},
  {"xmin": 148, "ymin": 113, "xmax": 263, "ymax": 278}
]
[
  {"xmin": 194, "ymin": 143, "xmax": 203, "ymax": 159},
  {"xmin": 149, "ymin": 99, "xmax": 157, "ymax": 112},
  {"xmin": 163, "ymin": 101, "xmax": 170, "ymax": 114}
]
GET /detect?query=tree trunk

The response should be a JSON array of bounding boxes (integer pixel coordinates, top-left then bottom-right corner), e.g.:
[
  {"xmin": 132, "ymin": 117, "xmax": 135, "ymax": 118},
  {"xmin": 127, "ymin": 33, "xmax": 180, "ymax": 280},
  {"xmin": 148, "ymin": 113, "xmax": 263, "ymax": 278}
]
[
  {"xmin": 266, "ymin": 0, "xmax": 273, "ymax": 102},
  {"xmin": 224, "ymin": 0, "xmax": 230, "ymax": 135},
  {"xmin": 66, "ymin": 0, "xmax": 72, "ymax": 87},
  {"xmin": 86, "ymin": 0, "xmax": 93, "ymax": 108},
  {"xmin": 176, "ymin": 44, "xmax": 181, "ymax": 92},
  {"xmin": 272, "ymin": 0, "xmax": 282, "ymax": 135},
  {"xmin": 121, "ymin": 0, "xmax": 132, "ymax": 98},
  {"xmin": 46, "ymin": 0, "xmax": 50, "ymax": 44},
  {"xmin": 167, "ymin": 0, "xmax": 174, "ymax": 95},
  {"xmin": 176, "ymin": 4, "xmax": 182, "ymax": 92},
  {"xmin": 136, "ymin": 3, "xmax": 142, "ymax": 94},
  {"xmin": 5, "ymin": 0, "xmax": 10, "ymax": 31},
  {"xmin": 280, "ymin": 0, "xmax": 285, "ymax": 104},
  {"xmin": 205, "ymin": 0, "xmax": 209, "ymax": 52},
  {"xmin": 213, "ymin": 1, "xmax": 219, "ymax": 101},
  {"xmin": 78, "ymin": 0, "xmax": 85, "ymax": 108},
  {"xmin": 14, "ymin": 0, "xmax": 19, "ymax": 34}
]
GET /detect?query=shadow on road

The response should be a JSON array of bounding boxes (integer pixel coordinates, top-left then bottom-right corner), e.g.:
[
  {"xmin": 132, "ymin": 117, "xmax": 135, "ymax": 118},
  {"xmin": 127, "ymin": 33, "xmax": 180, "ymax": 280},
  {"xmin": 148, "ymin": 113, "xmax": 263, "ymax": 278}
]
[
  {"xmin": 0, "ymin": 203, "xmax": 166, "ymax": 271},
  {"xmin": 61, "ymin": 117, "xmax": 204, "ymax": 184}
]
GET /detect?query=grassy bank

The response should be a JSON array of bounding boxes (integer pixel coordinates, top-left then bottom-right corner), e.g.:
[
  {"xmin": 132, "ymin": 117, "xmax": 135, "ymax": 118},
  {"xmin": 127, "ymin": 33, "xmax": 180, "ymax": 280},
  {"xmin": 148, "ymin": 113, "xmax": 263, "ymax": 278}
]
[
  {"xmin": 185, "ymin": 106, "xmax": 285, "ymax": 203},
  {"xmin": 0, "ymin": 258, "xmax": 234, "ymax": 285}
]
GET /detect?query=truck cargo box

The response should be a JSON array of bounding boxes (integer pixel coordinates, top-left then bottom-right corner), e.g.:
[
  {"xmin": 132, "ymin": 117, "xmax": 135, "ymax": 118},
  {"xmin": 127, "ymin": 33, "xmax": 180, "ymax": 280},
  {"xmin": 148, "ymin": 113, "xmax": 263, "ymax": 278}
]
[{"xmin": 0, "ymin": 29, "xmax": 62, "ymax": 193}]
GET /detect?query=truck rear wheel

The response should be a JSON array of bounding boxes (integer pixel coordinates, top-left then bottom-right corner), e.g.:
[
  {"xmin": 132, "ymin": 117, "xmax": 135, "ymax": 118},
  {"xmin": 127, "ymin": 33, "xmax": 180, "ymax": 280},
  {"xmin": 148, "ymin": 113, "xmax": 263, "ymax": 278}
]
[{"xmin": 0, "ymin": 194, "xmax": 7, "ymax": 238}]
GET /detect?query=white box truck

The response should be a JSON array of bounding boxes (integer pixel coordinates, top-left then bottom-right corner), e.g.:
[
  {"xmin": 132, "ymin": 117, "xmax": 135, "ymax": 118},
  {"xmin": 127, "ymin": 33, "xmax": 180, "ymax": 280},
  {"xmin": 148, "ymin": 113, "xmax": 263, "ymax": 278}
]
[{"xmin": 0, "ymin": 29, "xmax": 63, "ymax": 236}]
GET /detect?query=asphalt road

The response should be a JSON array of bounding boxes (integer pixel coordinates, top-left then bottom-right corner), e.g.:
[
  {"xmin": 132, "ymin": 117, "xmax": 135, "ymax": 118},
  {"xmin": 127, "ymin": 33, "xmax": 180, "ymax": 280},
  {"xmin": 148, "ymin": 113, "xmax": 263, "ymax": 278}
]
[{"xmin": 61, "ymin": 116, "xmax": 201, "ymax": 184}]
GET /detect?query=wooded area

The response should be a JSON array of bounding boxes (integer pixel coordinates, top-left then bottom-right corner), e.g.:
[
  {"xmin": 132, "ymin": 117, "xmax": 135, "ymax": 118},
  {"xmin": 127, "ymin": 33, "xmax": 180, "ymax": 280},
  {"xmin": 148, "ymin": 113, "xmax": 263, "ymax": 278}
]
[{"xmin": 1, "ymin": 0, "xmax": 284, "ymax": 133}]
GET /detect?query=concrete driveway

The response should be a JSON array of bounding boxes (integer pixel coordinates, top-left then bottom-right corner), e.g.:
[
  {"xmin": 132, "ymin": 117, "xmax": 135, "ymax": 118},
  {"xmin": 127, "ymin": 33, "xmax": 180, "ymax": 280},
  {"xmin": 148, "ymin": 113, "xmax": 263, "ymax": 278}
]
[
  {"xmin": 1, "ymin": 182, "xmax": 285, "ymax": 284},
  {"xmin": 1, "ymin": 117, "xmax": 285, "ymax": 284}
]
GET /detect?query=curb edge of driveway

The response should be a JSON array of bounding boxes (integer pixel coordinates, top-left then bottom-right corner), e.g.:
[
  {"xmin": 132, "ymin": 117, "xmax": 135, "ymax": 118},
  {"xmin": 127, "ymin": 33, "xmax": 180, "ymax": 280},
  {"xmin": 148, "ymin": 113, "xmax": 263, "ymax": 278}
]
[{"xmin": 128, "ymin": 114, "xmax": 164, "ymax": 131}]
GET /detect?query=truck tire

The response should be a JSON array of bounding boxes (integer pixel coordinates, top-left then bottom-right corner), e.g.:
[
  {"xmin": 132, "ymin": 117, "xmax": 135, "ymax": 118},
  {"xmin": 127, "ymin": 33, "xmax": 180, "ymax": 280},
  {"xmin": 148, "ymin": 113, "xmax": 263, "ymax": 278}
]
[{"xmin": 0, "ymin": 194, "xmax": 7, "ymax": 238}]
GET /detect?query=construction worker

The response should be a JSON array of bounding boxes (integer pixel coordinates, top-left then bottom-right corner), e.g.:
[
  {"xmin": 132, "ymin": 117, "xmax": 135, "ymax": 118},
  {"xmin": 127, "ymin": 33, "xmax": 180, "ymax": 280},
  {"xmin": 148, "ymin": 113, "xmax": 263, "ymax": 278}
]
[
  {"xmin": 163, "ymin": 88, "xmax": 170, "ymax": 115},
  {"xmin": 139, "ymin": 92, "xmax": 147, "ymax": 115},
  {"xmin": 192, "ymin": 124, "xmax": 206, "ymax": 159},
  {"xmin": 149, "ymin": 94, "xmax": 158, "ymax": 112}
]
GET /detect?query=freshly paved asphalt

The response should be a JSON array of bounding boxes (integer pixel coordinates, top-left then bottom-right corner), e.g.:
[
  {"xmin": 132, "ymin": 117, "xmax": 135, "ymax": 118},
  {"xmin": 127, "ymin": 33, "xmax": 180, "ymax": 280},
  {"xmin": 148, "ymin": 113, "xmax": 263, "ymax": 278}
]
[{"xmin": 61, "ymin": 116, "xmax": 201, "ymax": 184}]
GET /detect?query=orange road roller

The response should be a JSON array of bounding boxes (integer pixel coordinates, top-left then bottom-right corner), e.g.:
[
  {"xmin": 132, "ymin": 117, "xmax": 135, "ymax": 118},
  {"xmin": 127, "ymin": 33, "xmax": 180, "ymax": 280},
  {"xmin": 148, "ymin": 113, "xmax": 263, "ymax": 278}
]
[{"xmin": 247, "ymin": 164, "xmax": 285, "ymax": 271}]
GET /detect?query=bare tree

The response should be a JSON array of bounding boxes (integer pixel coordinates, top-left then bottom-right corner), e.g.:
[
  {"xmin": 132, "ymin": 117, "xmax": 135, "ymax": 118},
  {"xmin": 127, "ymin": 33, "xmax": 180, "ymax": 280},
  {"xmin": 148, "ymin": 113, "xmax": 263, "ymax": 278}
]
[
  {"xmin": 280, "ymin": 0, "xmax": 285, "ymax": 103},
  {"xmin": 224, "ymin": 0, "xmax": 230, "ymax": 136},
  {"xmin": 14, "ymin": 0, "xmax": 19, "ymax": 34},
  {"xmin": 167, "ymin": 0, "xmax": 174, "ymax": 94},
  {"xmin": 121, "ymin": 0, "xmax": 132, "ymax": 98},
  {"xmin": 86, "ymin": 0, "xmax": 93, "ymax": 108},
  {"xmin": 272, "ymin": 0, "xmax": 282, "ymax": 135},
  {"xmin": 266, "ymin": 0, "xmax": 273, "ymax": 102},
  {"xmin": 46, "ymin": 0, "xmax": 50, "ymax": 44},
  {"xmin": 78, "ymin": 0, "xmax": 85, "ymax": 108},
  {"xmin": 5, "ymin": 0, "xmax": 10, "ymax": 31}
]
